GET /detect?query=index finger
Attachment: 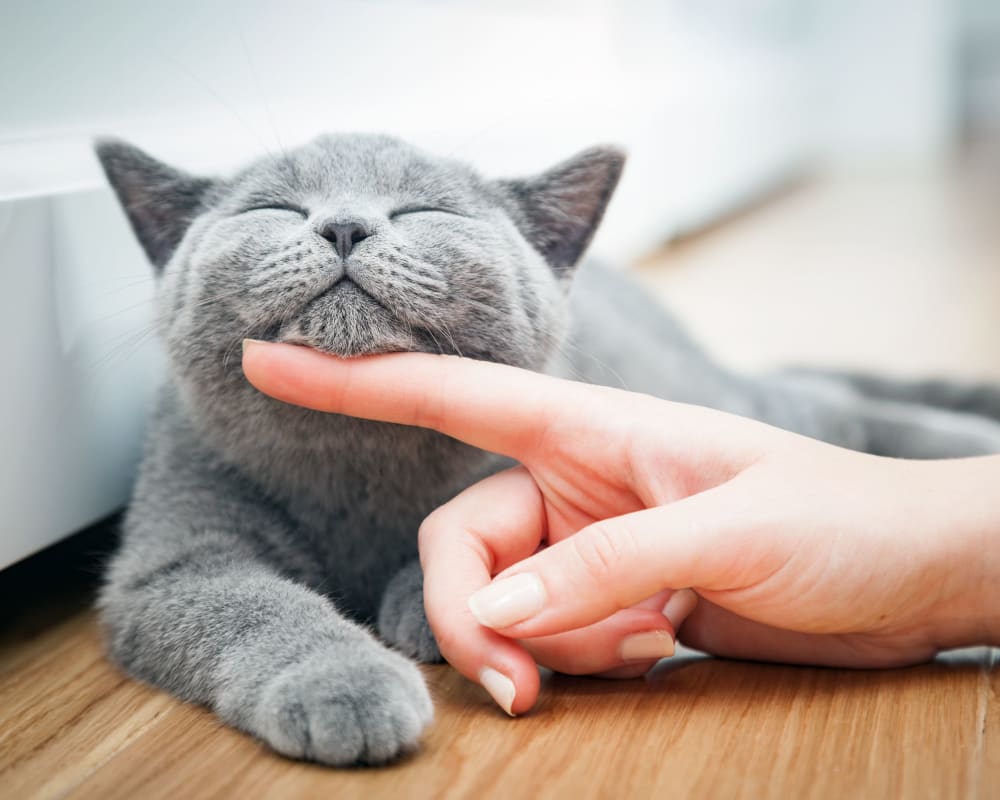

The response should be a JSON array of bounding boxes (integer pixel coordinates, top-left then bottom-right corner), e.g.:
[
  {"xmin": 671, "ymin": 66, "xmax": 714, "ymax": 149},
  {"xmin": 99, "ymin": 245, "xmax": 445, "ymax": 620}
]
[{"xmin": 241, "ymin": 340, "xmax": 614, "ymax": 461}]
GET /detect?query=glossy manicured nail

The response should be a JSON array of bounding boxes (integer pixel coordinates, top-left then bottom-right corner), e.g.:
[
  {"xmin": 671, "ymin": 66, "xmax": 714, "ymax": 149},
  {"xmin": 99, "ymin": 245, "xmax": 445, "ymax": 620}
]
[
  {"xmin": 479, "ymin": 667, "xmax": 517, "ymax": 716},
  {"xmin": 619, "ymin": 630, "xmax": 676, "ymax": 662},
  {"xmin": 662, "ymin": 588, "xmax": 699, "ymax": 629},
  {"xmin": 468, "ymin": 573, "xmax": 546, "ymax": 629}
]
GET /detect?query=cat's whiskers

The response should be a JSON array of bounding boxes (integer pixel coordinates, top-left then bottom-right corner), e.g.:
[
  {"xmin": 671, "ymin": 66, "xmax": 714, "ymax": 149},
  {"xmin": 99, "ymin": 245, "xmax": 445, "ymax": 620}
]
[
  {"xmin": 421, "ymin": 326, "xmax": 448, "ymax": 357},
  {"xmin": 384, "ymin": 261, "xmax": 447, "ymax": 295},
  {"xmin": 222, "ymin": 318, "xmax": 260, "ymax": 372},
  {"xmin": 187, "ymin": 284, "xmax": 256, "ymax": 312},
  {"xmin": 84, "ymin": 273, "xmax": 156, "ymax": 299},
  {"xmin": 236, "ymin": 24, "xmax": 289, "ymax": 161},
  {"xmin": 69, "ymin": 275, "xmax": 162, "ymax": 389},
  {"xmin": 149, "ymin": 43, "xmax": 277, "ymax": 160},
  {"xmin": 553, "ymin": 336, "xmax": 631, "ymax": 391},
  {"xmin": 450, "ymin": 293, "xmax": 509, "ymax": 321},
  {"xmin": 83, "ymin": 322, "xmax": 161, "ymax": 410},
  {"xmin": 430, "ymin": 320, "xmax": 465, "ymax": 359},
  {"xmin": 86, "ymin": 293, "xmax": 158, "ymax": 328},
  {"xmin": 81, "ymin": 272, "xmax": 156, "ymax": 287},
  {"xmin": 220, "ymin": 286, "xmax": 318, "ymax": 371},
  {"xmin": 250, "ymin": 245, "xmax": 314, "ymax": 284},
  {"xmin": 86, "ymin": 321, "xmax": 157, "ymax": 372}
]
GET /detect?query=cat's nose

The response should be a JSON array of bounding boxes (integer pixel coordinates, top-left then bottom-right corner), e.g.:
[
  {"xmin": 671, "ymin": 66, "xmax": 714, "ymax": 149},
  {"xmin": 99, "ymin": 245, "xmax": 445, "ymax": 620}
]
[{"xmin": 318, "ymin": 220, "xmax": 371, "ymax": 259}]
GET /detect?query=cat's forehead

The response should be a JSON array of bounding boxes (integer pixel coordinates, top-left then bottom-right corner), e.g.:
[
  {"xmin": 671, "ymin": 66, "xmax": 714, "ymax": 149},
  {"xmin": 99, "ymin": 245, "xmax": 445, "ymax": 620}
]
[{"xmin": 227, "ymin": 134, "xmax": 483, "ymax": 203}]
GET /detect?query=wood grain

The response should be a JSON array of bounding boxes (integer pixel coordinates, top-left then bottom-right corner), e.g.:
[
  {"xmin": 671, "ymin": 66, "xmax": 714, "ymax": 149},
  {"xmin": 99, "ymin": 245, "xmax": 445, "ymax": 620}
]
[
  {"xmin": 1, "ymin": 603, "xmax": 996, "ymax": 800},
  {"xmin": 0, "ymin": 614, "xmax": 174, "ymax": 800},
  {"xmin": 979, "ymin": 648, "xmax": 1000, "ymax": 795}
]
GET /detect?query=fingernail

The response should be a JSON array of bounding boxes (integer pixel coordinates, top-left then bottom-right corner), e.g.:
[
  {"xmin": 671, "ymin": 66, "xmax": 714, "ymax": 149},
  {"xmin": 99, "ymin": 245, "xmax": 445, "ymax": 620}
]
[
  {"xmin": 242, "ymin": 338, "xmax": 266, "ymax": 353},
  {"xmin": 662, "ymin": 588, "xmax": 699, "ymax": 629},
  {"xmin": 468, "ymin": 573, "xmax": 546, "ymax": 629},
  {"xmin": 479, "ymin": 667, "xmax": 517, "ymax": 716},
  {"xmin": 619, "ymin": 630, "xmax": 676, "ymax": 662}
]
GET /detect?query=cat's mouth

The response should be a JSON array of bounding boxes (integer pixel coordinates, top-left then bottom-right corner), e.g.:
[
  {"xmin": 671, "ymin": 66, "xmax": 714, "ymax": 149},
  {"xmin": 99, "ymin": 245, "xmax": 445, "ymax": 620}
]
[
  {"xmin": 270, "ymin": 280, "xmax": 432, "ymax": 358},
  {"xmin": 328, "ymin": 277, "xmax": 388, "ymax": 309}
]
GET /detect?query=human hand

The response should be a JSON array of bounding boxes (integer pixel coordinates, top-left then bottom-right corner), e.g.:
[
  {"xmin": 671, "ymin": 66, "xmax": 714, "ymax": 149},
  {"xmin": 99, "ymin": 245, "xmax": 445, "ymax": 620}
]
[{"xmin": 243, "ymin": 342, "xmax": 1000, "ymax": 714}]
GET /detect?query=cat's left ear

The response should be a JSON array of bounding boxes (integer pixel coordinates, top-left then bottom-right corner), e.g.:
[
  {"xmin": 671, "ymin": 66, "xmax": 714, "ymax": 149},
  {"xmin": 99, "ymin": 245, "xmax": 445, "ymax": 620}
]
[
  {"xmin": 497, "ymin": 146, "xmax": 625, "ymax": 275},
  {"xmin": 95, "ymin": 138, "xmax": 216, "ymax": 271}
]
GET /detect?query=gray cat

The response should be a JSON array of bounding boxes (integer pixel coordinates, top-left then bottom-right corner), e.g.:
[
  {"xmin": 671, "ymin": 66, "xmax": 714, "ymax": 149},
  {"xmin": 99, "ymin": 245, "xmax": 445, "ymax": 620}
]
[{"xmin": 95, "ymin": 133, "xmax": 1000, "ymax": 767}]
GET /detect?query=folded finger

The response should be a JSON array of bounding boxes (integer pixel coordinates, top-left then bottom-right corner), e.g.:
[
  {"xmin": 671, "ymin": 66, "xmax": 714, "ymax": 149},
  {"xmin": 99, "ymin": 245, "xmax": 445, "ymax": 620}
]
[
  {"xmin": 520, "ymin": 605, "xmax": 676, "ymax": 677},
  {"xmin": 466, "ymin": 486, "xmax": 753, "ymax": 639},
  {"xmin": 419, "ymin": 466, "xmax": 546, "ymax": 713}
]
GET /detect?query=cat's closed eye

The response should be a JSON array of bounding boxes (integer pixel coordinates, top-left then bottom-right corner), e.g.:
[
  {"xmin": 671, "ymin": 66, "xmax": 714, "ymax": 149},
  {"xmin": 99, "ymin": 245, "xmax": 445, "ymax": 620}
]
[
  {"xmin": 388, "ymin": 206, "xmax": 465, "ymax": 219},
  {"xmin": 240, "ymin": 204, "xmax": 309, "ymax": 218}
]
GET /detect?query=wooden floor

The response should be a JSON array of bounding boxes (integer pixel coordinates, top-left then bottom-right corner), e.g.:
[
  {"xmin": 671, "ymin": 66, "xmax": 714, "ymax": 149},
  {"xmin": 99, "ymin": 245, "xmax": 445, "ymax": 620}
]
[
  {"xmin": 4, "ymin": 152, "xmax": 1000, "ymax": 799},
  {"xmin": 634, "ymin": 149, "xmax": 1000, "ymax": 381},
  {"xmin": 3, "ymin": 546, "xmax": 999, "ymax": 800},
  {"xmin": 3, "ymin": 536, "xmax": 998, "ymax": 800}
]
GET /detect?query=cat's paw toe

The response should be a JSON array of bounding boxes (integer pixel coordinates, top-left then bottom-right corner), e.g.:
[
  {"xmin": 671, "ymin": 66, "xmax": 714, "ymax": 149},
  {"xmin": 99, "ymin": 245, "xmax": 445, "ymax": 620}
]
[{"xmin": 253, "ymin": 647, "xmax": 433, "ymax": 766}]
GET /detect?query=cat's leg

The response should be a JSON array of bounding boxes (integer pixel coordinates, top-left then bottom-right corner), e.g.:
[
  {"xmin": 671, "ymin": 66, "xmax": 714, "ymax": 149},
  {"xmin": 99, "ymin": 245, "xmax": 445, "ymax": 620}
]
[
  {"xmin": 782, "ymin": 368, "xmax": 1000, "ymax": 422},
  {"xmin": 378, "ymin": 560, "xmax": 442, "ymax": 663},
  {"xmin": 101, "ymin": 423, "xmax": 435, "ymax": 770},
  {"xmin": 101, "ymin": 529, "xmax": 432, "ymax": 765}
]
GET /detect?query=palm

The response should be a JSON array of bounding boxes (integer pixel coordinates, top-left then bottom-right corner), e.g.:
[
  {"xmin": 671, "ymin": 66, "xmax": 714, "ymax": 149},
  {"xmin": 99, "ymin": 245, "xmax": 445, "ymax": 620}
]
[{"xmin": 525, "ymin": 430, "xmax": 943, "ymax": 669}]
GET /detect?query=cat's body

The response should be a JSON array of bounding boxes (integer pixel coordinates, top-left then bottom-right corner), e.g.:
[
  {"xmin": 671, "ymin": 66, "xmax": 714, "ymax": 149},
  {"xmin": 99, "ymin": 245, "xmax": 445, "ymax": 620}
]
[
  {"xmin": 96, "ymin": 133, "xmax": 1000, "ymax": 766},
  {"xmin": 561, "ymin": 264, "xmax": 1000, "ymax": 459}
]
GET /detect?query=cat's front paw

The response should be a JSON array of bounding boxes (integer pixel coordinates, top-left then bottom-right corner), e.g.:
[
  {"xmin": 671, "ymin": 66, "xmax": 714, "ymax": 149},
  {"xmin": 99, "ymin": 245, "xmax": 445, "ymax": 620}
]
[
  {"xmin": 251, "ymin": 645, "xmax": 433, "ymax": 766},
  {"xmin": 378, "ymin": 561, "xmax": 442, "ymax": 663}
]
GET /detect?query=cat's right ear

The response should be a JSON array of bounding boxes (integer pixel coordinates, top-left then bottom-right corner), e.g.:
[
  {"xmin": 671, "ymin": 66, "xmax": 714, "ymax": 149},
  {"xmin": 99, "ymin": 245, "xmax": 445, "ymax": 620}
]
[
  {"xmin": 95, "ymin": 138, "xmax": 215, "ymax": 271},
  {"xmin": 496, "ymin": 146, "xmax": 625, "ymax": 277}
]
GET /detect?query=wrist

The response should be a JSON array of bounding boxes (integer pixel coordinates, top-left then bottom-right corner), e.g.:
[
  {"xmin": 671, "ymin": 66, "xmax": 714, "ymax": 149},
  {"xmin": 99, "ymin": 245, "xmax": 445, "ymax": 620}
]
[{"xmin": 916, "ymin": 457, "xmax": 1000, "ymax": 649}]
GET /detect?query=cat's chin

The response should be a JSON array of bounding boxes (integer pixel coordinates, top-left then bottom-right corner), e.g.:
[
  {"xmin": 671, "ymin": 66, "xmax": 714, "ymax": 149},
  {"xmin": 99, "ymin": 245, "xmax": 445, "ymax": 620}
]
[
  {"xmin": 271, "ymin": 282, "xmax": 430, "ymax": 357},
  {"xmin": 272, "ymin": 326, "xmax": 432, "ymax": 359},
  {"xmin": 276, "ymin": 334, "xmax": 413, "ymax": 359}
]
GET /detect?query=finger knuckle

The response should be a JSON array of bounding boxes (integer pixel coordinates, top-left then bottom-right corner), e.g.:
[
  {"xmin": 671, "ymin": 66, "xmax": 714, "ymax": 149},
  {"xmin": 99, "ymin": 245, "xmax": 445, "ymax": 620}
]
[
  {"xmin": 418, "ymin": 500, "xmax": 464, "ymax": 547},
  {"xmin": 417, "ymin": 511, "xmax": 443, "ymax": 549},
  {"xmin": 417, "ymin": 517, "xmax": 438, "ymax": 557},
  {"xmin": 571, "ymin": 521, "xmax": 633, "ymax": 586},
  {"xmin": 413, "ymin": 395, "xmax": 445, "ymax": 434},
  {"xmin": 430, "ymin": 620, "xmax": 461, "ymax": 660},
  {"xmin": 413, "ymin": 360, "xmax": 451, "ymax": 433}
]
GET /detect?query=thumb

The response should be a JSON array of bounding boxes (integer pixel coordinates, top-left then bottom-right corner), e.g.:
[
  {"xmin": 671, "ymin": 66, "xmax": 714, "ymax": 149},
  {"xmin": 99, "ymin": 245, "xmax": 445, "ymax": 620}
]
[{"xmin": 466, "ymin": 482, "xmax": 767, "ymax": 639}]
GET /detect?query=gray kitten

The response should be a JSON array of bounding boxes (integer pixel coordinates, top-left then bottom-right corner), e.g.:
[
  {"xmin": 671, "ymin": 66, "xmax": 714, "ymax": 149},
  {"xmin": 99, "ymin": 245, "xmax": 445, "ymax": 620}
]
[{"xmin": 95, "ymin": 133, "xmax": 1000, "ymax": 767}]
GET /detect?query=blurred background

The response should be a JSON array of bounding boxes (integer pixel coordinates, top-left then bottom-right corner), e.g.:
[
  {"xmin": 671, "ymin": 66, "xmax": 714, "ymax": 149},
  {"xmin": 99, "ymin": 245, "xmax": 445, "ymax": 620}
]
[{"xmin": 2, "ymin": 0, "xmax": 999, "ymax": 565}]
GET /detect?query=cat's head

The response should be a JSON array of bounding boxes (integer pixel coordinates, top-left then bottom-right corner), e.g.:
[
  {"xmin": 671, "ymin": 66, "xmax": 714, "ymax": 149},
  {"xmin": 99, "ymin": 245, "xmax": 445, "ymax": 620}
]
[{"xmin": 96, "ymin": 133, "xmax": 623, "ymax": 384}]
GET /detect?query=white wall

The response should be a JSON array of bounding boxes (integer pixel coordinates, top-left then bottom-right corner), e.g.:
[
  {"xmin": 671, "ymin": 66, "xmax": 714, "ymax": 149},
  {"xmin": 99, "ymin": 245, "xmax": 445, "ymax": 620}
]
[
  {"xmin": 1, "ymin": 0, "xmax": 815, "ymax": 248},
  {"xmin": 810, "ymin": 0, "xmax": 961, "ymax": 165},
  {"xmin": 0, "ymin": 191, "xmax": 161, "ymax": 566}
]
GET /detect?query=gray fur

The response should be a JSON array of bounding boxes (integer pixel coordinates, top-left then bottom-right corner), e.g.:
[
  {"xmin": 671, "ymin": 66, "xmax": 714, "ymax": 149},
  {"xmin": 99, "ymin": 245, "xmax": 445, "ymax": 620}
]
[
  {"xmin": 95, "ymin": 133, "xmax": 1000, "ymax": 767},
  {"xmin": 378, "ymin": 560, "xmax": 441, "ymax": 663},
  {"xmin": 784, "ymin": 367, "xmax": 1000, "ymax": 421}
]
